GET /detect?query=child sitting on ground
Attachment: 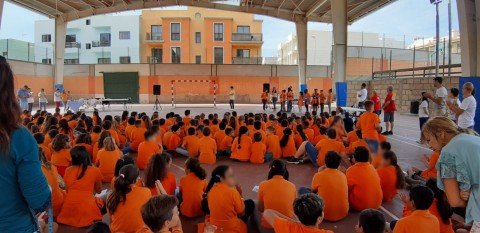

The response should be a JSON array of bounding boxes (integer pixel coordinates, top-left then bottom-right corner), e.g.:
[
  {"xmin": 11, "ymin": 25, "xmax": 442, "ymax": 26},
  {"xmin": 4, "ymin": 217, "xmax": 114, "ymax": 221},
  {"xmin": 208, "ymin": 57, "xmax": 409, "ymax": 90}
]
[
  {"xmin": 137, "ymin": 130, "xmax": 162, "ymax": 170},
  {"xmin": 198, "ymin": 127, "xmax": 217, "ymax": 164},
  {"xmin": 179, "ymin": 158, "xmax": 207, "ymax": 218},
  {"xmin": 176, "ymin": 127, "xmax": 199, "ymax": 157},
  {"xmin": 219, "ymin": 128, "xmax": 234, "ymax": 157},
  {"xmin": 231, "ymin": 126, "xmax": 252, "ymax": 162},
  {"xmin": 265, "ymin": 126, "xmax": 282, "ymax": 159},
  {"xmin": 372, "ymin": 141, "xmax": 391, "ymax": 168},
  {"xmin": 409, "ymin": 150, "xmax": 440, "ymax": 181},
  {"xmin": 355, "ymin": 209, "xmax": 386, "ymax": 233},
  {"xmin": 251, "ymin": 132, "xmax": 268, "ymax": 164},
  {"xmin": 138, "ymin": 195, "xmax": 183, "ymax": 233},
  {"xmin": 144, "ymin": 153, "xmax": 176, "ymax": 195},
  {"xmin": 376, "ymin": 151, "xmax": 406, "ymax": 202},
  {"xmin": 264, "ymin": 193, "xmax": 333, "ymax": 233},
  {"xmin": 347, "ymin": 130, "xmax": 369, "ymax": 156}
]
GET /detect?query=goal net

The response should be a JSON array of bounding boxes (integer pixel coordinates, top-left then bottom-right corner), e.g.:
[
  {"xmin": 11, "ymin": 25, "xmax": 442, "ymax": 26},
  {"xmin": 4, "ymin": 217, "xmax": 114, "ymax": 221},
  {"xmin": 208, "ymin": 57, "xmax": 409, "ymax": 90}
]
[{"xmin": 171, "ymin": 80, "xmax": 217, "ymax": 108}]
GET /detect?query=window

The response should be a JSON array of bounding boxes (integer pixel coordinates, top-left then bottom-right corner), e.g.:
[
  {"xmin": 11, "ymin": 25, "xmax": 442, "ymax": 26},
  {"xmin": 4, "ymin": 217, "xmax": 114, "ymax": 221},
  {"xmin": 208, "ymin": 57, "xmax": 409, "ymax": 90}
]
[
  {"xmin": 171, "ymin": 47, "xmax": 181, "ymax": 64},
  {"xmin": 171, "ymin": 23, "xmax": 180, "ymax": 41},
  {"xmin": 195, "ymin": 55, "xmax": 201, "ymax": 64},
  {"xmin": 214, "ymin": 47, "xmax": 223, "ymax": 64},
  {"xmin": 42, "ymin": 58, "xmax": 52, "ymax": 64},
  {"xmin": 237, "ymin": 26, "xmax": 250, "ymax": 33},
  {"xmin": 98, "ymin": 58, "xmax": 111, "ymax": 64},
  {"xmin": 237, "ymin": 49, "xmax": 250, "ymax": 58},
  {"xmin": 120, "ymin": 56, "xmax": 131, "ymax": 64},
  {"xmin": 119, "ymin": 31, "xmax": 130, "ymax": 40},
  {"xmin": 100, "ymin": 33, "xmax": 111, "ymax": 46},
  {"xmin": 151, "ymin": 48, "xmax": 163, "ymax": 63},
  {"xmin": 214, "ymin": 23, "xmax": 223, "ymax": 41},
  {"xmin": 195, "ymin": 32, "xmax": 201, "ymax": 43},
  {"xmin": 42, "ymin": 34, "xmax": 51, "ymax": 42},
  {"xmin": 66, "ymin": 35, "xmax": 76, "ymax": 42},
  {"xmin": 86, "ymin": 43, "xmax": 91, "ymax": 49},
  {"xmin": 64, "ymin": 59, "xmax": 79, "ymax": 64},
  {"xmin": 151, "ymin": 25, "xmax": 162, "ymax": 40},
  {"xmin": 86, "ymin": 19, "xmax": 91, "ymax": 25}
]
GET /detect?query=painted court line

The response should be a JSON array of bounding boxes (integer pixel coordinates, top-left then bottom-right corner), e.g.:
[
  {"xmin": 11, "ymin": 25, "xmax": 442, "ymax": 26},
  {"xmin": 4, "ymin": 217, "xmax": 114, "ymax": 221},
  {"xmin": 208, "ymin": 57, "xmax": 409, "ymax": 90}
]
[
  {"xmin": 172, "ymin": 163, "xmax": 186, "ymax": 172},
  {"xmin": 388, "ymin": 136, "xmax": 431, "ymax": 151},
  {"xmin": 380, "ymin": 206, "xmax": 400, "ymax": 221}
]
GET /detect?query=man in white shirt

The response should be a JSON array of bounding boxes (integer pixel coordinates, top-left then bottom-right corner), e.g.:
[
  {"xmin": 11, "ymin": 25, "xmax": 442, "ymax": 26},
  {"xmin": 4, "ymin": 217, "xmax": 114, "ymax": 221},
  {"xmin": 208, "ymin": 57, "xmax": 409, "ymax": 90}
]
[
  {"xmin": 357, "ymin": 83, "xmax": 368, "ymax": 108},
  {"xmin": 448, "ymin": 82, "xmax": 476, "ymax": 129},
  {"xmin": 424, "ymin": 77, "xmax": 448, "ymax": 117}
]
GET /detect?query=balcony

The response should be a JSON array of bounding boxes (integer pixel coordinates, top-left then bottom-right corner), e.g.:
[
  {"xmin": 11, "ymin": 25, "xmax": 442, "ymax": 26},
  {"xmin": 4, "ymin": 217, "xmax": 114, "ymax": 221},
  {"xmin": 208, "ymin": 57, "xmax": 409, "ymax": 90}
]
[
  {"xmin": 232, "ymin": 57, "xmax": 262, "ymax": 64},
  {"xmin": 65, "ymin": 42, "xmax": 81, "ymax": 48},
  {"xmin": 147, "ymin": 56, "xmax": 163, "ymax": 64},
  {"xmin": 92, "ymin": 41, "xmax": 111, "ymax": 47},
  {"xmin": 231, "ymin": 33, "xmax": 263, "ymax": 44},
  {"xmin": 146, "ymin": 33, "xmax": 163, "ymax": 42}
]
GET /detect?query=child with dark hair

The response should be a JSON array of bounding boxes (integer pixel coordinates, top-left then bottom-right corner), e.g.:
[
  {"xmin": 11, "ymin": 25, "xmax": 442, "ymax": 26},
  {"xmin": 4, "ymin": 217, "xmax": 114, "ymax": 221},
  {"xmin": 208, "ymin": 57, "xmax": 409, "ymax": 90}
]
[
  {"xmin": 51, "ymin": 134, "xmax": 72, "ymax": 177},
  {"xmin": 75, "ymin": 133, "xmax": 93, "ymax": 156},
  {"xmin": 447, "ymin": 87, "xmax": 461, "ymax": 123},
  {"xmin": 392, "ymin": 185, "xmax": 440, "ymax": 233},
  {"xmin": 176, "ymin": 127, "xmax": 199, "ymax": 157},
  {"xmin": 144, "ymin": 153, "xmax": 176, "ymax": 195},
  {"xmin": 90, "ymin": 125, "xmax": 102, "ymax": 144},
  {"xmin": 107, "ymin": 165, "xmax": 151, "ymax": 233},
  {"xmin": 355, "ymin": 209, "xmax": 386, "ymax": 233},
  {"xmin": 346, "ymin": 129, "xmax": 369, "ymax": 155},
  {"xmin": 139, "ymin": 195, "xmax": 182, "ymax": 233},
  {"xmin": 138, "ymin": 130, "xmax": 162, "ymax": 170},
  {"xmin": 219, "ymin": 128, "xmax": 234, "ymax": 157},
  {"xmin": 34, "ymin": 132, "xmax": 52, "ymax": 160},
  {"xmin": 86, "ymin": 222, "xmax": 111, "ymax": 233},
  {"xmin": 231, "ymin": 126, "xmax": 252, "ymax": 162},
  {"xmin": 425, "ymin": 179, "xmax": 455, "ymax": 233},
  {"xmin": 198, "ymin": 127, "xmax": 217, "ymax": 164},
  {"xmin": 346, "ymin": 147, "xmax": 383, "ymax": 211},
  {"xmin": 265, "ymin": 126, "xmax": 281, "ymax": 159},
  {"xmin": 179, "ymin": 158, "xmax": 207, "ymax": 218},
  {"xmin": 251, "ymin": 132, "xmax": 268, "ymax": 164},
  {"xmin": 280, "ymin": 128, "xmax": 296, "ymax": 158},
  {"xmin": 376, "ymin": 151, "xmax": 406, "ymax": 202},
  {"xmin": 372, "ymin": 141, "xmax": 391, "ymax": 168},
  {"xmin": 258, "ymin": 160, "xmax": 296, "ymax": 228},
  {"xmin": 264, "ymin": 193, "xmax": 332, "ymax": 233}
]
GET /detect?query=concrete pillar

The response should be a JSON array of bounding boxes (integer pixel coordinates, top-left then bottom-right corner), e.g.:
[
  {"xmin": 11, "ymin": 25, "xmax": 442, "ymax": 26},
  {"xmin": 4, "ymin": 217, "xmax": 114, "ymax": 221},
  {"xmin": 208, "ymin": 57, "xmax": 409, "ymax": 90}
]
[
  {"xmin": 295, "ymin": 19, "xmax": 308, "ymax": 92},
  {"xmin": 0, "ymin": 0, "xmax": 4, "ymax": 30},
  {"xmin": 54, "ymin": 16, "xmax": 66, "ymax": 85},
  {"xmin": 457, "ymin": 0, "xmax": 480, "ymax": 77},
  {"xmin": 331, "ymin": 0, "xmax": 348, "ymax": 106}
]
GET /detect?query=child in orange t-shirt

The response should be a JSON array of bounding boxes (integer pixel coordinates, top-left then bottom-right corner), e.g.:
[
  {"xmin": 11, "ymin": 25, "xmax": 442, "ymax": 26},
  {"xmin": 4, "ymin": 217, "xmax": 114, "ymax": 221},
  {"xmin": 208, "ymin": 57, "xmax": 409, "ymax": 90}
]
[
  {"xmin": 137, "ymin": 130, "xmax": 162, "ymax": 170},
  {"xmin": 139, "ymin": 195, "xmax": 183, "ymax": 233},
  {"xmin": 425, "ymin": 179, "xmax": 455, "ymax": 233},
  {"xmin": 265, "ymin": 126, "xmax": 281, "ymax": 159},
  {"xmin": 144, "ymin": 153, "xmax": 177, "ymax": 195},
  {"xmin": 219, "ymin": 128, "xmax": 234, "ymax": 157},
  {"xmin": 90, "ymin": 125, "xmax": 102, "ymax": 145},
  {"xmin": 250, "ymin": 132, "xmax": 267, "ymax": 164},
  {"xmin": 356, "ymin": 100, "xmax": 381, "ymax": 154},
  {"xmin": 346, "ymin": 147, "xmax": 383, "ymax": 211},
  {"xmin": 376, "ymin": 151, "xmax": 406, "ymax": 202},
  {"xmin": 176, "ymin": 127, "xmax": 199, "ymax": 157},
  {"xmin": 214, "ymin": 122, "xmax": 227, "ymax": 148},
  {"xmin": 75, "ymin": 133, "xmax": 93, "ymax": 156},
  {"xmin": 280, "ymin": 128, "xmax": 296, "ymax": 158},
  {"xmin": 298, "ymin": 92, "xmax": 304, "ymax": 113},
  {"xmin": 167, "ymin": 125, "xmax": 181, "ymax": 153},
  {"xmin": 34, "ymin": 133, "xmax": 52, "ymax": 161},
  {"xmin": 179, "ymin": 158, "xmax": 207, "ymax": 218},
  {"xmin": 410, "ymin": 151, "xmax": 440, "ymax": 180},
  {"xmin": 51, "ymin": 134, "xmax": 72, "ymax": 177},
  {"xmin": 346, "ymin": 130, "xmax": 370, "ymax": 155},
  {"xmin": 198, "ymin": 127, "xmax": 217, "ymax": 164},
  {"xmin": 129, "ymin": 120, "xmax": 147, "ymax": 152},
  {"xmin": 312, "ymin": 126, "xmax": 328, "ymax": 145},
  {"xmin": 95, "ymin": 137, "xmax": 122, "ymax": 182},
  {"xmin": 373, "ymin": 141, "xmax": 391, "ymax": 168},
  {"xmin": 356, "ymin": 209, "xmax": 386, "ymax": 233},
  {"xmin": 39, "ymin": 148, "xmax": 66, "ymax": 217},
  {"xmin": 258, "ymin": 160, "xmax": 297, "ymax": 228},
  {"xmin": 231, "ymin": 126, "xmax": 252, "ymax": 162},
  {"xmin": 264, "ymin": 194, "xmax": 333, "ymax": 233}
]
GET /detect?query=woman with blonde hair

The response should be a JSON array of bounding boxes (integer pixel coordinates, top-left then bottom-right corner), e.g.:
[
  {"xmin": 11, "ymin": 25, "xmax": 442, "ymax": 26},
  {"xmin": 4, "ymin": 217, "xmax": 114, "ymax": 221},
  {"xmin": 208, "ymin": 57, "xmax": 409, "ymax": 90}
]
[
  {"xmin": 421, "ymin": 117, "xmax": 480, "ymax": 232},
  {"xmin": 95, "ymin": 137, "xmax": 122, "ymax": 182}
]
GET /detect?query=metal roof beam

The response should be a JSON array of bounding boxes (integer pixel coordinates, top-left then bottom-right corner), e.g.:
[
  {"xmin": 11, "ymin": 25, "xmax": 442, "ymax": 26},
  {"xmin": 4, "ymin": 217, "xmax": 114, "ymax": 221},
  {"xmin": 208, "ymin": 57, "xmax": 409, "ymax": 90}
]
[{"xmin": 305, "ymin": 0, "xmax": 327, "ymax": 17}]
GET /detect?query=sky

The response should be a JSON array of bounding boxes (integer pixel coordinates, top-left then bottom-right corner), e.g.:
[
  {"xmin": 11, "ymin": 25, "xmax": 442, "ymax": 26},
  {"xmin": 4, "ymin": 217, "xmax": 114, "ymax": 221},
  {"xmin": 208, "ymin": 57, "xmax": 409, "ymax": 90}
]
[{"xmin": 0, "ymin": 0, "xmax": 459, "ymax": 56}]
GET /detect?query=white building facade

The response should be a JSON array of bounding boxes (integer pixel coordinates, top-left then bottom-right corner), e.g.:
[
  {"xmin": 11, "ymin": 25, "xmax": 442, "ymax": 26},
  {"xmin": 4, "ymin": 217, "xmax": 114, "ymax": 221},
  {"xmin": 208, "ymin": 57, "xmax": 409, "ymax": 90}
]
[
  {"xmin": 35, "ymin": 15, "xmax": 140, "ymax": 64},
  {"xmin": 277, "ymin": 30, "xmax": 406, "ymax": 66}
]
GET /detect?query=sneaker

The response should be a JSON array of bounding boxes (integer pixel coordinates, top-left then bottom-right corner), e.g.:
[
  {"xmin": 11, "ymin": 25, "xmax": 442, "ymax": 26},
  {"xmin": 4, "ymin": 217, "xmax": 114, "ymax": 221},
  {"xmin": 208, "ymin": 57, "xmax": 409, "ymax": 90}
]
[
  {"xmin": 381, "ymin": 131, "xmax": 389, "ymax": 136},
  {"xmin": 388, "ymin": 131, "xmax": 393, "ymax": 135},
  {"xmin": 286, "ymin": 157, "xmax": 301, "ymax": 164}
]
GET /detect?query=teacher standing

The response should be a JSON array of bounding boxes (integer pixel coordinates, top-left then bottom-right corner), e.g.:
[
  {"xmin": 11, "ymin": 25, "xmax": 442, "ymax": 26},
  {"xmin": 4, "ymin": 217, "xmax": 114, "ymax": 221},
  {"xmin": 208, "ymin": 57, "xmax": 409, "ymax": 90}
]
[{"xmin": 229, "ymin": 86, "xmax": 235, "ymax": 110}]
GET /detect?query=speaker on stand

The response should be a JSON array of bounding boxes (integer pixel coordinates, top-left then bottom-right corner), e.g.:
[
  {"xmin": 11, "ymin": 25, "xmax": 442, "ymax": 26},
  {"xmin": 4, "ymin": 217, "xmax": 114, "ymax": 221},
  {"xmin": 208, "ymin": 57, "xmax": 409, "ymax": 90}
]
[{"xmin": 153, "ymin": 85, "xmax": 163, "ymax": 111}]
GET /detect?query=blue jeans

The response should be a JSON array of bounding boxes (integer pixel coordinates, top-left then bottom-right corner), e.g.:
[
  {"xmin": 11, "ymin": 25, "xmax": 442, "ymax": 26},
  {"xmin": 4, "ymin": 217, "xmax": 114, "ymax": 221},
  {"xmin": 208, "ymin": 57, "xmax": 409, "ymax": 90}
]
[
  {"xmin": 272, "ymin": 97, "xmax": 278, "ymax": 110},
  {"xmin": 265, "ymin": 152, "xmax": 273, "ymax": 163},
  {"xmin": 19, "ymin": 101, "xmax": 28, "ymax": 111},
  {"xmin": 39, "ymin": 102, "xmax": 47, "ymax": 111},
  {"xmin": 304, "ymin": 142, "xmax": 319, "ymax": 167},
  {"xmin": 287, "ymin": 101, "xmax": 293, "ymax": 112},
  {"xmin": 121, "ymin": 146, "xmax": 131, "ymax": 154},
  {"xmin": 419, "ymin": 117, "xmax": 429, "ymax": 131},
  {"xmin": 175, "ymin": 148, "xmax": 189, "ymax": 157},
  {"xmin": 229, "ymin": 100, "xmax": 235, "ymax": 109},
  {"xmin": 298, "ymin": 187, "xmax": 312, "ymax": 196},
  {"xmin": 365, "ymin": 139, "xmax": 379, "ymax": 154}
]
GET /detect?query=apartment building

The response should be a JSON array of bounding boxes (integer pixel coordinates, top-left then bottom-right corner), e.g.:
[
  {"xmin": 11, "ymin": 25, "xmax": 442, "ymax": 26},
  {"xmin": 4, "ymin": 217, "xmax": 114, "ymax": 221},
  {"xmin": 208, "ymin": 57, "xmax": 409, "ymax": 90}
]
[{"xmin": 407, "ymin": 30, "xmax": 461, "ymax": 53}]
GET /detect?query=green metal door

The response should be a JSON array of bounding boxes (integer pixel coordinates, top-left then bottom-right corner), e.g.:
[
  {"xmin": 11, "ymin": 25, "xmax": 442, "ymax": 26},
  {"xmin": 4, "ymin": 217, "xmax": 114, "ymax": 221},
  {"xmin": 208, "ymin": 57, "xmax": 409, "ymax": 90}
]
[{"xmin": 103, "ymin": 72, "xmax": 139, "ymax": 103}]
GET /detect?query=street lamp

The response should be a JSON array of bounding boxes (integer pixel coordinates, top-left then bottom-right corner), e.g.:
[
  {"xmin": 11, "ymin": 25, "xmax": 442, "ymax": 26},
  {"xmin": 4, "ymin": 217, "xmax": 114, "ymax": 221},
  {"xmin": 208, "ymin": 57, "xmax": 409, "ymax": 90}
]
[{"xmin": 430, "ymin": 0, "xmax": 442, "ymax": 77}]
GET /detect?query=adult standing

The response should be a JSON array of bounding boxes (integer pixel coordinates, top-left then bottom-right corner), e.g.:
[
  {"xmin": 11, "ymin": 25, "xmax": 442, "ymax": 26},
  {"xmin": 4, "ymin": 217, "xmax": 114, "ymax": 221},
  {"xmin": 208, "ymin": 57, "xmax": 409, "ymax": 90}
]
[
  {"xmin": 17, "ymin": 85, "xmax": 29, "ymax": 111},
  {"xmin": 382, "ymin": 86, "xmax": 396, "ymax": 135},
  {"xmin": 424, "ymin": 77, "xmax": 448, "ymax": 117},
  {"xmin": 327, "ymin": 89, "xmax": 333, "ymax": 113},
  {"xmin": 0, "ymin": 56, "xmax": 51, "ymax": 232},
  {"xmin": 286, "ymin": 86, "xmax": 294, "ymax": 112},
  {"xmin": 304, "ymin": 89, "xmax": 310, "ymax": 112},
  {"xmin": 229, "ymin": 86, "xmax": 235, "ymax": 110},
  {"xmin": 271, "ymin": 87, "xmax": 279, "ymax": 111},
  {"xmin": 26, "ymin": 88, "xmax": 34, "ymax": 113},
  {"xmin": 421, "ymin": 117, "xmax": 480, "ymax": 232},
  {"xmin": 357, "ymin": 83, "xmax": 368, "ymax": 108},
  {"xmin": 448, "ymin": 82, "xmax": 476, "ymax": 129},
  {"xmin": 61, "ymin": 90, "xmax": 69, "ymax": 112},
  {"xmin": 447, "ymin": 88, "xmax": 461, "ymax": 124},
  {"xmin": 54, "ymin": 88, "xmax": 62, "ymax": 109},
  {"xmin": 38, "ymin": 88, "xmax": 48, "ymax": 111}
]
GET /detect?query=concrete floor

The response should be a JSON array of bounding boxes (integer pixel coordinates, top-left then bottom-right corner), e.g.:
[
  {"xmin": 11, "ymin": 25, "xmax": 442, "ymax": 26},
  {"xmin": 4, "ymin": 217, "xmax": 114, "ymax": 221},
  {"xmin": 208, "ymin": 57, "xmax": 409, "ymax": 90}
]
[{"xmin": 52, "ymin": 103, "xmax": 432, "ymax": 233}]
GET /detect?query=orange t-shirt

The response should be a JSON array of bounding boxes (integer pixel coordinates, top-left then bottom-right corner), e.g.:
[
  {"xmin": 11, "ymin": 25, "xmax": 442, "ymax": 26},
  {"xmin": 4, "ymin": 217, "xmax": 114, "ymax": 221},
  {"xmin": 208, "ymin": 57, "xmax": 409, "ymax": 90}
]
[
  {"xmin": 273, "ymin": 218, "xmax": 333, "ymax": 233},
  {"xmin": 356, "ymin": 112, "xmax": 381, "ymax": 140},
  {"xmin": 421, "ymin": 152, "xmax": 439, "ymax": 179},
  {"xmin": 393, "ymin": 210, "xmax": 440, "ymax": 233},
  {"xmin": 287, "ymin": 91, "xmax": 293, "ymax": 101},
  {"xmin": 219, "ymin": 136, "xmax": 233, "ymax": 151},
  {"xmin": 183, "ymin": 135, "xmax": 200, "ymax": 157},
  {"xmin": 107, "ymin": 129, "xmax": 120, "ymax": 145},
  {"xmin": 214, "ymin": 130, "xmax": 227, "ymax": 147},
  {"xmin": 319, "ymin": 93, "xmax": 326, "ymax": 103},
  {"xmin": 109, "ymin": 185, "xmax": 152, "ymax": 233},
  {"xmin": 347, "ymin": 139, "xmax": 369, "ymax": 155},
  {"xmin": 371, "ymin": 155, "xmax": 382, "ymax": 168},
  {"xmin": 265, "ymin": 134, "xmax": 282, "ymax": 159},
  {"xmin": 312, "ymin": 134, "xmax": 327, "ymax": 146},
  {"xmin": 168, "ymin": 134, "xmax": 181, "ymax": 151},
  {"xmin": 131, "ymin": 127, "xmax": 147, "ymax": 152},
  {"xmin": 275, "ymin": 127, "xmax": 285, "ymax": 139},
  {"xmin": 179, "ymin": 173, "xmax": 207, "ymax": 218},
  {"xmin": 281, "ymin": 135, "xmax": 296, "ymax": 158},
  {"xmin": 137, "ymin": 141, "xmax": 161, "ymax": 170},
  {"xmin": 75, "ymin": 143, "xmax": 93, "ymax": 158},
  {"xmin": 96, "ymin": 149, "xmax": 121, "ymax": 182},
  {"xmin": 207, "ymin": 182, "xmax": 246, "ymax": 233},
  {"xmin": 429, "ymin": 199, "xmax": 455, "ymax": 233},
  {"xmin": 327, "ymin": 93, "xmax": 332, "ymax": 103},
  {"xmin": 280, "ymin": 93, "xmax": 286, "ymax": 102},
  {"xmin": 149, "ymin": 172, "xmax": 177, "ymax": 196},
  {"xmin": 346, "ymin": 131, "xmax": 359, "ymax": 146},
  {"xmin": 304, "ymin": 128, "xmax": 315, "ymax": 143},
  {"xmin": 39, "ymin": 144, "xmax": 52, "ymax": 161},
  {"xmin": 231, "ymin": 135, "xmax": 252, "ymax": 162},
  {"xmin": 311, "ymin": 169, "xmax": 349, "ymax": 221},
  {"xmin": 125, "ymin": 125, "xmax": 136, "ymax": 142},
  {"xmin": 41, "ymin": 165, "xmax": 66, "ymax": 217},
  {"xmin": 346, "ymin": 162, "xmax": 383, "ymax": 211},
  {"xmin": 378, "ymin": 133, "xmax": 387, "ymax": 143},
  {"xmin": 51, "ymin": 148, "xmax": 72, "ymax": 168},
  {"xmin": 258, "ymin": 176, "xmax": 297, "ymax": 228},
  {"xmin": 251, "ymin": 130, "xmax": 267, "ymax": 144},
  {"xmin": 163, "ymin": 132, "xmax": 173, "ymax": 149},
  {"xmin": 250, "ymin": 142, "xmax": 267, "ymax": 164},
  {"xmin": 298, "ymin": 96, "xmax": 304, "ymax": 106},
  {"xmin": 183, "ymin": 117, "xmax": 191, "ymax": 127},
  {"xmin": 376, "ymin": 165, "xmax": 398, "ymax": 202},
  {"xmin": 198, "ymin": 136, "xmax": 217, "ymax": 164},
  {"xmin": 315, "ymin": 139, "xmax": 345, "ymax": 166},
  {"xmin": 90, "ymin": 132, "xmax": 100, "ymax": 145}
]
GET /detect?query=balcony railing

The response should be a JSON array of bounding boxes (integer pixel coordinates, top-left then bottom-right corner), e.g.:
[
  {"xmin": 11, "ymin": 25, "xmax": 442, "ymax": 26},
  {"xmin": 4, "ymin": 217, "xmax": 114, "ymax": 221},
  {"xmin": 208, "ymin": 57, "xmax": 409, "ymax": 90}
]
[
  {"xmin": 147, "ymin": 56, "xmax": 163, "ymax": 64},
  {"xmin": 65, "ymin": 42, "xmax": 81, "ymax": 48},
  {"xmin": 146, "ymin": 32, "xmax": 163, "ymax": 41},
  {"xmin": 232, "ymin": 33, "xmax": 263, "ymax": 42},
  {"xmin": 92, "ymin": 41, "xmax": 111, "ymax": 47},
  {"xmin": 232, "ymin": 57, "xmax": 262, "ymax": 64}
]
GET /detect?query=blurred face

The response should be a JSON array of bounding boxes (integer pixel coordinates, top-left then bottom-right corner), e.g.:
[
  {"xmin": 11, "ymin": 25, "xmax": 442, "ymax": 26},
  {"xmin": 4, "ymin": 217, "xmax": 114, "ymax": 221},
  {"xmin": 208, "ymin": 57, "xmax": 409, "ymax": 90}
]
[
  {"xmin": 423, "ymin": 132, "xmax": 442, "ymax": 152},
  {"xmin": 223, "ymin": 168, "xmax": 236, "ymax": 187},
  {"xmin": 434, "ymin": 80, "xmax": 440, "ymax": 88},
  {"xmin": 463, "ymin": 85, "xmax": 470, "ymax": 96},
  {"xmin": 165, "ymin": 206, "xmax": 180, "ymax": 229},
  {"xmin": 380, "ymin": 157, "xmax": 391, "ymax": 167}
]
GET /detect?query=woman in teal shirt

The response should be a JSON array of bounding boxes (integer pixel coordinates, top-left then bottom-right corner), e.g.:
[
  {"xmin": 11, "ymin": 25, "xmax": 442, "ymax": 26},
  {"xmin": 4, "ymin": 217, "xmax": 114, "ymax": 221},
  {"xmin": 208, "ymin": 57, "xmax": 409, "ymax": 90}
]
[
  {"xmin": 0, "ymin": 56, "xmax": 51, "ymax": 232},
  {"xmin": 421, "ymin": 117, "xmax": 480, "ymax": 231}
]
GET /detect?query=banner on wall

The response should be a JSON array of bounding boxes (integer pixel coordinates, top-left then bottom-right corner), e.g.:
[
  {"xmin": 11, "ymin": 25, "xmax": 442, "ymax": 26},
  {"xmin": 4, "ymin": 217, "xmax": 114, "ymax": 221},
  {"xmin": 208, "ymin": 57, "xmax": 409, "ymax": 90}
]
[
  {"xmin": 459, "ymin": 77, "xmax": 480, "ymax": 132},
  {"xmin": 54, "ymin": 84, "xmax": 64, "ymax": 92},
  {"xmin": 335, "ymin": 82, "xmax": 347, "ymax": 107}
]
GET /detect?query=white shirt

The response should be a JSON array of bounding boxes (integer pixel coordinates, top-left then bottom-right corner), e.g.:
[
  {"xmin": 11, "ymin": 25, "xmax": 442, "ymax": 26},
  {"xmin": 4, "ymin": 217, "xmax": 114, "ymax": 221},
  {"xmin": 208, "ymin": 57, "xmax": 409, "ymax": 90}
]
[
  {"xmin": 54, "ymin": 91, "xmax": 62, "ymax": 102},
  {"xmin": 38, "ymin": 92, "xmax": 48, "ymax": 103},
  {"xmin": 458, "ymin": 95, "xmax": 476, "ymax": 128},
  {"xmin": 419, "ymin": 100, "xmax": 429, "ymax": 118},
  {"xmin": 447, "ymin": 98, "xmax": 461, "ymax": 121},
  {"xmin": 358, "ymin": 88, "xmax": 368, "ymax": 102},
  {"xmin": 434, "ymin": 86, "xmax": 448, "ymax": 109}
]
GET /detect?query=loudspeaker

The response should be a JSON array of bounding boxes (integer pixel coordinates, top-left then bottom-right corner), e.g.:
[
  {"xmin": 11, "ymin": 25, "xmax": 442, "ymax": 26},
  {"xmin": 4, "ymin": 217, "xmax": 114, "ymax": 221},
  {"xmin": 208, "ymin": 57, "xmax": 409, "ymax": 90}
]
[
  {"xmin": 153, "ymin": 85, "xmax": 161, "ymax": 95},
  {"xmin": 263, "ymin": 83, "xmax": 270, "ymax": 92}
]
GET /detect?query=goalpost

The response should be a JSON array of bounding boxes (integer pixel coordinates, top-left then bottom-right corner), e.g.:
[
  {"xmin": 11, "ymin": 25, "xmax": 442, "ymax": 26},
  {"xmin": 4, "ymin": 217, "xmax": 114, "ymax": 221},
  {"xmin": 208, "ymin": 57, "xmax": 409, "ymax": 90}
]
[{"xmin": 171, "ymin": 80, "xmax": 217, "ymax": 108}]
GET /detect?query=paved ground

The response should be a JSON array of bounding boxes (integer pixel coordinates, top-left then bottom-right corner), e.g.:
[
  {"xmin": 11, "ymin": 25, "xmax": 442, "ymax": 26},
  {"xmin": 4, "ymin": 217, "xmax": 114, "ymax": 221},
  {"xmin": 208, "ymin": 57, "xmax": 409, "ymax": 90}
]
[{"xmin": 50, "ymin": 103, "xmax": 432, "ymax": 233}]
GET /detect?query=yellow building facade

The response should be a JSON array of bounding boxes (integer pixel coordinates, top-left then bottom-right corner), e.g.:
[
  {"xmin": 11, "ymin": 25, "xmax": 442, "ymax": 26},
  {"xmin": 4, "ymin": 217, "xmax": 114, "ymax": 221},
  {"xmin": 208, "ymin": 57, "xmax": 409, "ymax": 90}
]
[{"xmin": 141, "ymin": 7, "xmax": 263, "ymax": 64}]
